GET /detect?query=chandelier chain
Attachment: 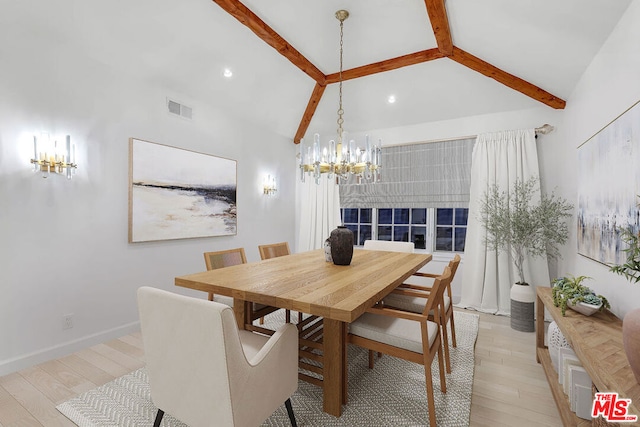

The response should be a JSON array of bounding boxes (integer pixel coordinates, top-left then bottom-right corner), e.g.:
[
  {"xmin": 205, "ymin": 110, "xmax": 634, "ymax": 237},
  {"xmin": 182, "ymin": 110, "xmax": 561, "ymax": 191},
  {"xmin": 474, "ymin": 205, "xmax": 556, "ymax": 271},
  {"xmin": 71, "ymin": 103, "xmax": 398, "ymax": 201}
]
[{"xmin": 337, "ymin": 18, "xmax": 344, "ymax": 146}]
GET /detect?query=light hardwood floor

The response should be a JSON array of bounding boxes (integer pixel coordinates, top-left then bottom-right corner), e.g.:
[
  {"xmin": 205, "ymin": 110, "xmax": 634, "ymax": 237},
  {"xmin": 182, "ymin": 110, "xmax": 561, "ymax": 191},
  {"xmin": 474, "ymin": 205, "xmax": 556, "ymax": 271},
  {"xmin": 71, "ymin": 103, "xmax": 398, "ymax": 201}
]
[{"xmin": 0, "ymin": 309, "xmax": 561, "ymax": 426}]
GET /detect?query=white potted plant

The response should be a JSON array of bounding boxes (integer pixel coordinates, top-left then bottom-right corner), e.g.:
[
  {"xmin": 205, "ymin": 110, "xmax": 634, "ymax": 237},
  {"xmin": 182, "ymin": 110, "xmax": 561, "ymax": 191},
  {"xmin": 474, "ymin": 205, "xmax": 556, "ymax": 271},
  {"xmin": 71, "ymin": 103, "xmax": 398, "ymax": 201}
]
[{"xmin": 479, "ymin": 176, "xmax": 573, "ymax": 331}]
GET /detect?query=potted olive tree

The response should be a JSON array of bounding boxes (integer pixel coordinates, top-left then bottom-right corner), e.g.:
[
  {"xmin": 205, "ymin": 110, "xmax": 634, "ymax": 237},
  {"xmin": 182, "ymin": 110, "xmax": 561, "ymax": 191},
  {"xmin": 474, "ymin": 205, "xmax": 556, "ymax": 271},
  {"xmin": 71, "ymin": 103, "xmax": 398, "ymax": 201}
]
[{"xmin": 479, "ymin": 176, "xmax": 573, "ymax": 331}]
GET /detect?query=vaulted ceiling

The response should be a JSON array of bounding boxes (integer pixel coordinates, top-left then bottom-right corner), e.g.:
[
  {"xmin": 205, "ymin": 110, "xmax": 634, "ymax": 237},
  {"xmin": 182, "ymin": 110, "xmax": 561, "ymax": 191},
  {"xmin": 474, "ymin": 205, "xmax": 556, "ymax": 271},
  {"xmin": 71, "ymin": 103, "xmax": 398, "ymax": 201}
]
[
  {"xmin": 7, "ymin": 1, "xmax": 630, "ymax": 144},
  {"xmin": 211, "ymin": 0, "xmax": 631, "ymax": 143}
]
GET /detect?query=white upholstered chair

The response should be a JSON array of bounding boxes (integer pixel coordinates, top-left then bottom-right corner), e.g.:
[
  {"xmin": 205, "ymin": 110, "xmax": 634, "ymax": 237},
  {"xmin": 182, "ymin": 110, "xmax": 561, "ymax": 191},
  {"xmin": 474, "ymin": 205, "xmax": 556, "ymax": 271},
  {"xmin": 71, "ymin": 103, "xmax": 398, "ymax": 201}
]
[
  {"xmin": 137, "ymin": 287, "xmax": 299, "ymax": 427},
  {"xmin": 362, "ymin": 239, "xmax": 415, "ymax": 253}
]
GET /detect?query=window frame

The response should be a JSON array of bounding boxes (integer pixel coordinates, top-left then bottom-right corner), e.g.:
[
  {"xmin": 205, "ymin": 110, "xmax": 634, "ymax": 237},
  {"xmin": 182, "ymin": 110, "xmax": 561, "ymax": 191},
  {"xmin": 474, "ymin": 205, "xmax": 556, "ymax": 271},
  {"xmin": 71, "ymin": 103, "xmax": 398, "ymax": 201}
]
[{"xmin": 340, "ymin": 207, "xmax": 467, "ymax": 253}]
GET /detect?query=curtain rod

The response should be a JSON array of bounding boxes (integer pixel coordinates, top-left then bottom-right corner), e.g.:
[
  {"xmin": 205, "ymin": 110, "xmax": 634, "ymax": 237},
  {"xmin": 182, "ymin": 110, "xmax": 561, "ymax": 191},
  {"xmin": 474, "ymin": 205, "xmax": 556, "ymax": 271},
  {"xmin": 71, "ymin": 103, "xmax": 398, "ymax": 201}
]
[{"xmin": 387, "ymin": 123, "xmax": 556, "ymax": 148}]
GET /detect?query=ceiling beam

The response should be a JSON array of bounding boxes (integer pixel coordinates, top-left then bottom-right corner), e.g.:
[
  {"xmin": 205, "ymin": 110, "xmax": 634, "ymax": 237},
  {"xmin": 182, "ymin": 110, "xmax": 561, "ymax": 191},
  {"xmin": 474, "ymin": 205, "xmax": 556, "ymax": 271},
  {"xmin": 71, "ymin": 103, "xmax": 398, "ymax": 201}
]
[
  {"xmin": 450, "ymin": 47, "xmax": 566, "ymax": 109},
  {"xmin": 294, "ymin": 83, "xmax": 327, "ymax": 144},
  {"xmin": 424, "ymin": 0, "xmax": 453, "ymax": 56},
  {"xmin": 211, "ymin": 0, "xmax": 326, "ymax": 85},
  {"xmin": 325, "ymin": 49, "xmax": 444, "ymax": 84}
]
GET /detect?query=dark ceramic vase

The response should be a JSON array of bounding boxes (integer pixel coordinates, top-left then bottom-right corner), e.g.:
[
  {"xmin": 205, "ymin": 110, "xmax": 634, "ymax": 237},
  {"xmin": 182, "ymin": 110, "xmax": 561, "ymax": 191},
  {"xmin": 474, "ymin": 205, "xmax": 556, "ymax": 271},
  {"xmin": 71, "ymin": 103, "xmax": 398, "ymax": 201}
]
[{"xmin": 329, "ymin": 226, "xmax": 354, "ymax": 266}]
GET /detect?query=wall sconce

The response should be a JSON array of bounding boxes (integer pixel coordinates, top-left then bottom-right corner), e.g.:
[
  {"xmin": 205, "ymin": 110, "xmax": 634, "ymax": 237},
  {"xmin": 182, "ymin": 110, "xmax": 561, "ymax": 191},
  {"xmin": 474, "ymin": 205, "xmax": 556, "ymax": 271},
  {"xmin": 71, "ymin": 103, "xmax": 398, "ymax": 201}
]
[
  {"xmin": 30, "ymin": 133, "xmax": 77, "ymax": 179},
  {"xmin": 263, "ymin": 174, "xmax": 277, "ymax": 196}
]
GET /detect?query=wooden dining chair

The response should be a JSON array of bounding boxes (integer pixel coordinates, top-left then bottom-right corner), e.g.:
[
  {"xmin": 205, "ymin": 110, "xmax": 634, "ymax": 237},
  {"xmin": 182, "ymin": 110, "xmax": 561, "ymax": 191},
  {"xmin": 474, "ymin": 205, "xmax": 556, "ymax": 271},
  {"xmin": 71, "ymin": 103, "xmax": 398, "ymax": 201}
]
[
  {"xmin": 252, "ymin": 242, "xmax": 293, "ymax": 326},
  {"xmin": 203, "ymin": 248, "xmax": 247, "ymax": 305},
  {"xmin": 258, "ymin": 242, "xmax": 323, "ymax": 387},
  {"xmin": 258, "ymin": 241, "xmax": 291, "ymax": 260},
  {"xmin": 348, "ymin": 267, "xmax": 452, "ymax": 427},
  {"xmin": 204, "ymin": 248, "xmax": 278, "ymax": 326},
  {"xmin": 383, "ymin": 254, "xmax": 461, "ymax": 373}
]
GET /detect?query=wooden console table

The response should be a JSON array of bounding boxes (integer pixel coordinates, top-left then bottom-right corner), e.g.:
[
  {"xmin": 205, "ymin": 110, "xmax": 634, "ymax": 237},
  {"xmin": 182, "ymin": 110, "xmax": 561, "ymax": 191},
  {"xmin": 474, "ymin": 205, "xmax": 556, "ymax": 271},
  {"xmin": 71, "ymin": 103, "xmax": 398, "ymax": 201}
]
[{"xmin": 536, "ymin": 287, "xmax": 640, "ymax": 426}]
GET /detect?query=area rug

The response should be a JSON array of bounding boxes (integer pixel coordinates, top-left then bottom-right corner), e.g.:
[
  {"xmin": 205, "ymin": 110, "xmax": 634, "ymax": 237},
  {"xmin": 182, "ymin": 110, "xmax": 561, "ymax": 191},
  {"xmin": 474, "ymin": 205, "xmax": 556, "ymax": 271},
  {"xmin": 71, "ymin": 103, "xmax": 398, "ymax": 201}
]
[{"xmin": 57, "ymin": 311, "xmax": 479, "ymax": 427}]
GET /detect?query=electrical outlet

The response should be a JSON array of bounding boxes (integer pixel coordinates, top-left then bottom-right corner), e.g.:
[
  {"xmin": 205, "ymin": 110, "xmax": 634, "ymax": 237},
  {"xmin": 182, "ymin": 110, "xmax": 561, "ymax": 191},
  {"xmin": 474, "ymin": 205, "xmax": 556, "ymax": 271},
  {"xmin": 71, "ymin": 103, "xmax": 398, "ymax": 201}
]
[{"xmin": 63, "ymin": 314, "xmax": 74, "ymax": 330}]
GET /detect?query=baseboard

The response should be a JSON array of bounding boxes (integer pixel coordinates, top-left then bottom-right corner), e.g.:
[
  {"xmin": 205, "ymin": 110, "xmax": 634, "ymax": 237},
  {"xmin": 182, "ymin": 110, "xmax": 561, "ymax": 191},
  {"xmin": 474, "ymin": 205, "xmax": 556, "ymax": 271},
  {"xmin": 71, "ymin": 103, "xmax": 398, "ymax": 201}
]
[{"xmin": 0, "ymin": 321, "xmax": 140, "ymax": 377}]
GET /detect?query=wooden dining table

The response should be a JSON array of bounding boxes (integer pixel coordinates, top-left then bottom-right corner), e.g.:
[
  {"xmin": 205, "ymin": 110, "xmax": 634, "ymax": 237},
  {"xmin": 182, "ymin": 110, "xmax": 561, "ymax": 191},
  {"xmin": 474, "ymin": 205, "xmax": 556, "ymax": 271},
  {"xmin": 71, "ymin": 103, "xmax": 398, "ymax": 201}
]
[{"xmin": 175, "ymin": 248, "xmax": 431, "ymax": 417}]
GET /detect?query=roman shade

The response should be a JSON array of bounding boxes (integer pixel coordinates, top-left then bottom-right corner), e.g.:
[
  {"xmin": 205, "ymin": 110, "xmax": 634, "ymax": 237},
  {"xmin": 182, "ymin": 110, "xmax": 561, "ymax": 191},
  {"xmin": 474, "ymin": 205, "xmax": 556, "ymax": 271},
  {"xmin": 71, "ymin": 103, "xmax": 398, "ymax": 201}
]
[{"xmin": 339, "ymin": 137, "xmax": 475, "ymax": 208}]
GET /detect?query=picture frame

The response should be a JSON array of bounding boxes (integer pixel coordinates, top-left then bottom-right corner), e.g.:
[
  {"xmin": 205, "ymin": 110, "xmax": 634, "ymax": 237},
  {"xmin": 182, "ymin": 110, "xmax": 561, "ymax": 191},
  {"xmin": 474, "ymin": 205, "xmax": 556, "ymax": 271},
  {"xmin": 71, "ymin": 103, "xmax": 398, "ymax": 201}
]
[
  {"xmin": 128, "ymin": 138, "xmax": 237, "ymax": 243},
  {"xmin": 577, "ymin": 100, "xmax": 640, "ymax": 264}
]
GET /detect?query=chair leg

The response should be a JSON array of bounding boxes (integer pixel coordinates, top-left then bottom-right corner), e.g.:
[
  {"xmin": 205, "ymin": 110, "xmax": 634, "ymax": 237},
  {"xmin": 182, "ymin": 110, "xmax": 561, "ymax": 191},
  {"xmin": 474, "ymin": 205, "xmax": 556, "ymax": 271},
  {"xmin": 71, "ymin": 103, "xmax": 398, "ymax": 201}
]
[
  {"xmin": 153, "ymin": 409, "xmax": 164, "ymax": 427},
  {"xmin": 437, "ymin": 341, "xmax": 447, "ymax": 394},
  {"xmin": 423, "ymin": 362, "xmax": 437, "ymax": 427},
  {"xmin": 285, "ymin": 398, "xmax": 297, "ymax": 427},
  {"xmin": 207, "ymin": 292, "xmax": 214, "ymax": 301},
  {"xmin": 286, "ymin": 309, "xmax": 291, "ymax": 323},
  {"xmin": 260, "ymin": 316, "xmax": 265, "ymax": 324},
  {"xmin": 368, "ymin": 350, "xmax": 375, "ymax": 369},
  {"xmin": 449, "ymin": 312, "xmax": 457, "ymax": 347},
  {"xmin": 441, "ymin": 321, "xmax": 452, "ymax": 374}
]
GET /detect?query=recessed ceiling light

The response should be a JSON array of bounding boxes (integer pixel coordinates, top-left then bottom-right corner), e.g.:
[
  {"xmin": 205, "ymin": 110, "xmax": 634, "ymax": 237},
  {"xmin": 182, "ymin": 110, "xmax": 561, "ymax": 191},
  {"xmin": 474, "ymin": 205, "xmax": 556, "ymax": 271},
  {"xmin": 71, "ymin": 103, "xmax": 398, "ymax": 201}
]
[
  {"xmin": 387, "ymin": 95, "xmax": 396, "ymax": 104},
  {"xmin": 223, "ymin": 68, "xmax": 233, "ymax": 78}
]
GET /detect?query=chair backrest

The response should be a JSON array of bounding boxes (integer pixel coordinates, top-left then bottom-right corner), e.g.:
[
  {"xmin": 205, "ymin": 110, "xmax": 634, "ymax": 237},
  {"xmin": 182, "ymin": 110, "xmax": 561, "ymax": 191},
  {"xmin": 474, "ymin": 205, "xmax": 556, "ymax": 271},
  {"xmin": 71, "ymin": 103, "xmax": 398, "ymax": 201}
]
[
  {"xmin": 422, "ymin": 266, "xmax": 452, "ymax": 319},
  {"xmin": 449, "ymin": 254, "xmax": 461, "ymax": 278},
  {"xmin": 258, "ymin": 242, "xmax": 290, "ymax": 260},
  {"xmin": 363, "ymin": 239, "xmax": 414, "ymax": 253},
  {"xmin": 138, "ymin": 286, "xmax": 243, "ymax": 427},
  {"xmin": 204, "ymin": 248, "xmax": 247, "ymax": 270}
]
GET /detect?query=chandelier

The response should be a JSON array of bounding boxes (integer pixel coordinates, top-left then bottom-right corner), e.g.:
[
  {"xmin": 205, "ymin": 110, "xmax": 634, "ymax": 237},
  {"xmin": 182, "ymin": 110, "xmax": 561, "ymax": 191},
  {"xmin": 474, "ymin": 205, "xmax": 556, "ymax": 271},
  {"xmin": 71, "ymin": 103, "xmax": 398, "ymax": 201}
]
[{"xmin": 298, "ymin": 10, "xmax": 382, "ymax": 184}]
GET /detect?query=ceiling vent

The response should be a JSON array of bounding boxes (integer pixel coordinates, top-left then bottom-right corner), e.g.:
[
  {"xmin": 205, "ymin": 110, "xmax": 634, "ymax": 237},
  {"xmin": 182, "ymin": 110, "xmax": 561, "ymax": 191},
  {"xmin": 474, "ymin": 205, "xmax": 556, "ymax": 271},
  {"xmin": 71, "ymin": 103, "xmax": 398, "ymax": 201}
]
[{"xmin": 167, "ymin": 98, "xmax": 193, "ymax": 120}]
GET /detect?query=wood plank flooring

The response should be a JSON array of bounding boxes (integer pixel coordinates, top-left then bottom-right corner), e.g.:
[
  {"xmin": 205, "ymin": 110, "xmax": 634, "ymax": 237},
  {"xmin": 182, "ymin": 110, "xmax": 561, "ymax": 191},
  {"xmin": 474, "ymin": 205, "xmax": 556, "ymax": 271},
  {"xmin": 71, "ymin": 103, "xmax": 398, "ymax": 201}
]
[{"xmin": 0, "ymin": 309, "xmax": 561, "ymax": 426}]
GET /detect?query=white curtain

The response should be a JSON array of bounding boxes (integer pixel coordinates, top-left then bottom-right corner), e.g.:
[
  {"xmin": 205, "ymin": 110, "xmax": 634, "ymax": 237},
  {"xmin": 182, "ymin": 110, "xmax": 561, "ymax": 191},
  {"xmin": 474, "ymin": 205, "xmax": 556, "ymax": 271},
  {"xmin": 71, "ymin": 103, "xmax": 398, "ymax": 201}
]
[
  {"xmin": 458, "ymin": 129, "xmax": 550, "ymax": 315},
  {"xmin": 297, "ymin": 177, "xmax": 341, "ymax": 251}
]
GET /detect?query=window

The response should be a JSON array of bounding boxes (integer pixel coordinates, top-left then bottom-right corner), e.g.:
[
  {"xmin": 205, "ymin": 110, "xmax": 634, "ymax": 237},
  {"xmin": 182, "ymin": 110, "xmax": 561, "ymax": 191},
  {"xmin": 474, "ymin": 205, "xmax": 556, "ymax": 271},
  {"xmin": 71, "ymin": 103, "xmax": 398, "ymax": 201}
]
[
  {"xmin": 341, "ymin": 208, "xmax": 372, "ymax": 245},
  {"xmin": 340, "ymin": 207, "xmax": 467, "ymax": 252},
  {"xmin": 435, "ymin": 208, "xmax": 468, "ymax": 252},
  {"xmin": 338, "ymin": 136, "xmax": 473, "ymax": 253}
]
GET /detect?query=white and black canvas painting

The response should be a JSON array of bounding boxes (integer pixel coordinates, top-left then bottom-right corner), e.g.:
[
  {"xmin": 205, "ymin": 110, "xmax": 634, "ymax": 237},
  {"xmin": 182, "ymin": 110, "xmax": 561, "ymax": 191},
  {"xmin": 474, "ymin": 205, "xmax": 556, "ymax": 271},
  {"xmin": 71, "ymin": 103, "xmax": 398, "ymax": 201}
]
[
  {"xmin": 129, "ymin": 138, "xmax": 237, "ymax": 243},
  {"xmin": 577, "ymin": 101, "xmax": 640, "ymax": 264}
]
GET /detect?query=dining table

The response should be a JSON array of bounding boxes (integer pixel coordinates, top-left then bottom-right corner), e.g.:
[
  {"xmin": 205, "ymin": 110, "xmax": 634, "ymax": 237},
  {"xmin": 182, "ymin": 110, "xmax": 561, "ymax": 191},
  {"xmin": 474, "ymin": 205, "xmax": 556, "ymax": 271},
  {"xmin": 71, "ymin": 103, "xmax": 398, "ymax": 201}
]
[{"xmin": 174, "ymin": 248, "xmax": 431, "ymax": 417}]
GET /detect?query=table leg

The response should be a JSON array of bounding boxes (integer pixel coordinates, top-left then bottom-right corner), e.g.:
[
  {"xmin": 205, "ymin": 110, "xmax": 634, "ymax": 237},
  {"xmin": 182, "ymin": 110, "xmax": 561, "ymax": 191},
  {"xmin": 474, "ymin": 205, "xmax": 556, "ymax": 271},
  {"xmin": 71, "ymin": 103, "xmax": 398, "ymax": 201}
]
[
  {"xmin": 233, "ymin": 299, "xmax": 247, "ymax": 330},
  {"xmin": 323, "ymin": 318, "xmax": 345, "ymax": 417}
]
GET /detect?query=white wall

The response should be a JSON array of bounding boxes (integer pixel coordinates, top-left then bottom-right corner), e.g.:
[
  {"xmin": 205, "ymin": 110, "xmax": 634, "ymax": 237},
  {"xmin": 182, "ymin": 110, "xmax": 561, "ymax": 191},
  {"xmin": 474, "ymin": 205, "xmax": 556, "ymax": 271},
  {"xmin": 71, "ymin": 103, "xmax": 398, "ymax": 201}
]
[
  {"xmin": 0, "ymin": 9, "xmax": 296, "ymax": 375},
  {"xmin": 540, "ymin": 1, "xmax": 640, "ymax": 318}
]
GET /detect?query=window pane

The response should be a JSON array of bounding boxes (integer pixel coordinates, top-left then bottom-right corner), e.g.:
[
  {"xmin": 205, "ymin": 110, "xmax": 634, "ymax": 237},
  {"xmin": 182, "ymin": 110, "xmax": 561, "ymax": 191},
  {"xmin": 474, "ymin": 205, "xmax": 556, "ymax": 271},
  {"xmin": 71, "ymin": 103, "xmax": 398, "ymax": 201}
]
[
  {"xmin": 455, "ymin": 208, "xmax": 469, "ymax": 226},
  {"xmin": 377, "ymin": 226, "xmax": 392, "ymax": 241},
  {"xmin": 436, "ymin": 227, "xmax": 453, "ymax": 251},
  {"xmin": 378, "ymin": 209, "xmax": 393, "ymax": 224},
  {"xmin": 343, "ymin": 208, "xmax": 359, "ymax": 224},
  {"xmin": 359, "ymin": 225, "xmax": 372, "ymax": 245},
  {"xmin": 411, "ymin": 226, "xmax": 427, "ymax": 249},
  {"xmin": 436, "ymin": 208, "xmax": 453, "ymax": 226},
  {"xmin": 394, "ymin": 226, "xmax": 409, "ymax": 242},
  {"xmin": 360, "ymin": 208, "xmax": 372, "ymax": 224},
  {"xmin": 411, "ymin": 208, "xmax": 427, "ymax": 224},
  {"xmin": 454, "ymin": 228, "xmax": 467, "ymax": 252},
  {"xmin": 345, "ymin": 224, "xmax": 358, "ymax": 245},
  {"xmin": 394, "ymin": 208, "xmax": 409, "ymax": 224}
]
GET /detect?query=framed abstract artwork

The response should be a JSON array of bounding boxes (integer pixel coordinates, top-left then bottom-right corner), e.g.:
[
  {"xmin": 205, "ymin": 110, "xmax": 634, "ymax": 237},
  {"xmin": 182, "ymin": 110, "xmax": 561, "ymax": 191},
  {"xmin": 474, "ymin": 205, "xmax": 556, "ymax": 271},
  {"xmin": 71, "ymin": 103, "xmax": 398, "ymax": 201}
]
[
  {"xmin": 129, "ymin": 138, "xmax": 237, "ymax": 243},
  {"xmin": 577, "ymin": 100, "xmax": 640, "ymax": 264}
]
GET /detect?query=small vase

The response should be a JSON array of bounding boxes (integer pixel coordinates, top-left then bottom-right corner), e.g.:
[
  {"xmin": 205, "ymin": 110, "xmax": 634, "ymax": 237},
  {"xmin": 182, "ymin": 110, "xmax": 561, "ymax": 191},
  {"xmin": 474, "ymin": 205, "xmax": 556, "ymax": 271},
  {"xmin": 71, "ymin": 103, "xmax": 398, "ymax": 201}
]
[
  {"xmin": 329, "ymin": 226, "xmax": 354, "ymax": 266},
  {"xmin": 324, "ymin": 238, "xmax": 333, "ymax": 262},
  {"xmin": 623, "ymin": 308, "xmax": 640, "ymax": 385}
]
